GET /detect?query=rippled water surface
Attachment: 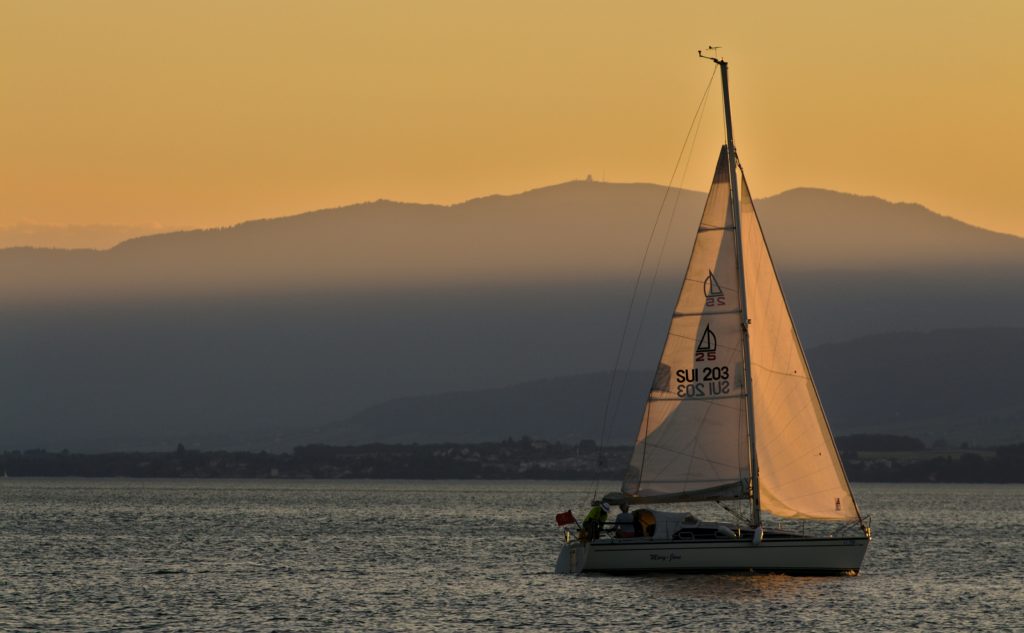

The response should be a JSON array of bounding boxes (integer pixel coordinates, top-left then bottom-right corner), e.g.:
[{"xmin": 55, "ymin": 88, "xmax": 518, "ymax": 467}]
[{"xmin": 1, "ymin": 480, "xmax": 1021, "ymax": 631}]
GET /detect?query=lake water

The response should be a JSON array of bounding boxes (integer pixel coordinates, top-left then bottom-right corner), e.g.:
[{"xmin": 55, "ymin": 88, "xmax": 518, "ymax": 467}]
[{"xmin": 1, "ymin": 479, "xmax": 1021, "ymax": 631}]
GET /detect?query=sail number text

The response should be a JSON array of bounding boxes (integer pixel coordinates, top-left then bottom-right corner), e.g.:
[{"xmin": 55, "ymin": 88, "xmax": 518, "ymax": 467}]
[{"xmin": 675, "ymin": 366, "xmax": 730, "ymax": 398}]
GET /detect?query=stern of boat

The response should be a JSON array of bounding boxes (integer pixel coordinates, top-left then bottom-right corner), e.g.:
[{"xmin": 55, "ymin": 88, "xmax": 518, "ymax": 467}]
[{"xmin": 554, "ymin": 541, "xmax": 588, "ymax": 574}]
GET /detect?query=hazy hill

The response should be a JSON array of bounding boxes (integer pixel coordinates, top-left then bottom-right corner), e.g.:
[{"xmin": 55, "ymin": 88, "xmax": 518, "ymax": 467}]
[
  {"xmin": 0, "ymin": 182, "xmax": 702, "ymax": 302},
  {"xmin": 2, "ymin": 181, "xmax": 1021, "ymax": 302},
  {"xmin": 285, "ymin": 371, "xmax": 652, "ymax": 447},
  {"xmin": 809, "ymin": 327, "xmax": 1024, "ymax": 444},
  {"xmin": 756, "ymin": 188, "xmax": 1024, "ymax": 271},
  {"xmin": 0, "ymin": 181, "xmax": 1022, "ymax": 451},
  {"xmin": 0, "ymin": 224, "xmax": 187, "ymax": 250},
  {"xmin": 293, "ymin": 328, "xmax": 1024, "ymax": 448}
]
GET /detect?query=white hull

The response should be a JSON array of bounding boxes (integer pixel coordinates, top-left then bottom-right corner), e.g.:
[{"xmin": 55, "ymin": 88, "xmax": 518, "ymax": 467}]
[{"xmin": 555, "ymin": 536, "xmax": 869, "ymax": 575}]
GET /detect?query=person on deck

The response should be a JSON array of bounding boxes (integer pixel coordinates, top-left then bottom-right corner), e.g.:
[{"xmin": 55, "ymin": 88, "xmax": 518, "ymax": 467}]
[
  {"xmin": 613, "ymin": 503, "xmax": 635, "ymax": 538},
  {"xmin": 581, "ymin": 501, "xmax": 609, "ymax": 541}
]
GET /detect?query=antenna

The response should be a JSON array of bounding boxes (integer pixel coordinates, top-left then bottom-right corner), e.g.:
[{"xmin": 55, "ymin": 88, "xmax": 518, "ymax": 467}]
[{"xmin": 698, "ymin": 46, "xmax": 724, "ymax": 64}]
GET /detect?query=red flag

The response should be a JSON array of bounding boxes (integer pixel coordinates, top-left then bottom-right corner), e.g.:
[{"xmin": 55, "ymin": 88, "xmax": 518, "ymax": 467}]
[{"xmin": 555, "ymin": 510, "xmax": 576, "ymax": 527}]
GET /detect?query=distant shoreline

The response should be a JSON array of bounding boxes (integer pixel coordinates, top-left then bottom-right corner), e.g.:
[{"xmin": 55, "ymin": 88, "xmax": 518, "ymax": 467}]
[
  {"xmin": 6, "ymin": 473, "xmax": 1024, "ymax": 483},
  {"xmin": 3, "ymin": 438, "xmax": 1022, "ymax": 483}
]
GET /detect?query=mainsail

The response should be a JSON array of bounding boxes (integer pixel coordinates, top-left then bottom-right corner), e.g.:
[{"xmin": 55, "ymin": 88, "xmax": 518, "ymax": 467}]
[
  {"xmin": 621, "ymin": 147, "xmax": 859, "ymax": 522},
  {"xmin": 622, "ymin": 147, "xmax": 750, "ymax": 503}
]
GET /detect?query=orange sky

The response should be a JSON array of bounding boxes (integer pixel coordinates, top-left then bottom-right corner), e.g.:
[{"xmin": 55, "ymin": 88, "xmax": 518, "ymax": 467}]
[{"xmin": 3, "ymin": 1, "xmax": 1023, "ymax": 237}]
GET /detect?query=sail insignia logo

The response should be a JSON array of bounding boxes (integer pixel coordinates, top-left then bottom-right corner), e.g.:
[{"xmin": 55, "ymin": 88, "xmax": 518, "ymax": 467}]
[
  {"xmin": 695, "ymin": 324, "xmax": 717, "ymax": 361},
  {"xmin": 704, "ymin": 270, "xmax": 726, "ymax": 307}
]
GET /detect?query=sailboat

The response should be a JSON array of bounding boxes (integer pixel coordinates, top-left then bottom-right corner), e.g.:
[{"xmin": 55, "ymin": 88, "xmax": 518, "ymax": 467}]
[{"xmin": 555, "ymin": 52, "xmax": 871, "ymax": 575}]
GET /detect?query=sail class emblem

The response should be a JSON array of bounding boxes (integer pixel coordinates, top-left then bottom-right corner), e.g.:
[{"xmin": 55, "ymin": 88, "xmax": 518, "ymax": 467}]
[
  {"xmin": 704, "ymin": 270, "xmax": 723, "ymax": 297},
  {"xmin": 696, "ymin": 324, "xmax": 717, "ymax": 352},
  {"xmin": 695, "ymin": 324, "xmax": 717, "ymax": 361},
  {"xmin": 704, "ymin": 270, "xmax": 726, "ymax": 307}
]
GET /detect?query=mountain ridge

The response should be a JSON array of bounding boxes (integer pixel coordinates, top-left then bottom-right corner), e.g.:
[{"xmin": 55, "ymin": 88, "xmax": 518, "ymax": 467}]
[
  {"xmin": 0, "ymin": 182, "xmax": 1021, "ymax": 451},
  {"xmin": 2, "ymin": 181, "xmax": 1020, "ymax": 306},
  {"xmin": 287, "ymin": 327, "xmax": 1024, "ymax": 449},
  {"xmin": 5, "ymin": 183, "xmax": 1021, "ymax": 255}
]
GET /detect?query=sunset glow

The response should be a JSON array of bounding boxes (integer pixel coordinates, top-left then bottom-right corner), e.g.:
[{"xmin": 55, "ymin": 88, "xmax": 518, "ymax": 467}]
[{"xmin": 3, "ymin": 1, "xmax": 1022, "ymax": 236}]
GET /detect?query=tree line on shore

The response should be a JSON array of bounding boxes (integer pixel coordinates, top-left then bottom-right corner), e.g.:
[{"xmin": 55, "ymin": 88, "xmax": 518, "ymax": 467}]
[{"xmin": 1, "ymin": 435, "xmax": 1022, "ymax": 483}]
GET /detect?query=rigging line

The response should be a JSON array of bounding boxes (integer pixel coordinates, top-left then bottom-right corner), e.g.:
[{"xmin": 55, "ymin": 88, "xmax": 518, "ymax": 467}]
[
  {"xmin": 716, "ymin": 500, "xmax": 748, "ymax": 526},
  {"xmin": 592, "ymin": 67, "xmax": 719, "ymax": 501}
]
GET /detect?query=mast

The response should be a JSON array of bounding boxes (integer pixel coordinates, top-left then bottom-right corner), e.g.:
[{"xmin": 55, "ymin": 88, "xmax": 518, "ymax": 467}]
[{"xmin": 700, "ymin": 50, "xmax": 761, "ymax": 526}]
